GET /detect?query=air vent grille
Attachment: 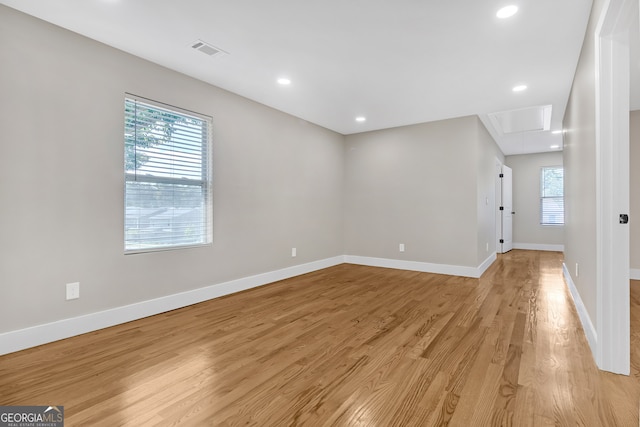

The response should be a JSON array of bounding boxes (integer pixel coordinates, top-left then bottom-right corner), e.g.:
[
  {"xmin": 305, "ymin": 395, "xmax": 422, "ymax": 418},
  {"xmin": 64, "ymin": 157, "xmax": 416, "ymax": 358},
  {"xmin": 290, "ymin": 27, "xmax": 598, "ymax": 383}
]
[{"xmin": 191, "ymin": 40, "xmax": 227, "ymax": 58}]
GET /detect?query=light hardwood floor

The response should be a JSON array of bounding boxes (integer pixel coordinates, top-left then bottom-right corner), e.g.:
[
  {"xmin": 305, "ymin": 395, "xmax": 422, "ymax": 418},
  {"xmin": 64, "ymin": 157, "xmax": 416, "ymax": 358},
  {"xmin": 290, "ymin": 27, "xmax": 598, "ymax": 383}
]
[{"xmin": 1, "ymin": 250, "xmax": 639, "ymax": 426}]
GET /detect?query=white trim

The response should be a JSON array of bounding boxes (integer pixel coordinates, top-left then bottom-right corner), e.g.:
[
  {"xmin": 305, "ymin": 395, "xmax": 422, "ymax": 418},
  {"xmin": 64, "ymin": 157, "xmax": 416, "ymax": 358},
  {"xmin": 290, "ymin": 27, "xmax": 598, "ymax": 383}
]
[
  {"xmin": 344, "ymin": 254, "xmax": 496, "ymax": 279},
  {"xmin": 630, "ymin": 269, "xmax": 640, "ymax": 280},
  {"xmin": 478, "ymin": 253, "xmax": 498, "ymax": 276},
  {"xmin": 593, "ymin": 0, "xmax": 633, "ymax": 375},
  {"xmin": 512, "ymin": 243, "xmax": 564, "ymax": 252},
  {"xmin": 495, "ymin": 158, "xmax": 504, "ymax": 254},
  {"xmin": 0, "ymin": 256, "xmax": 344, "ymax": 356},
  {"xmin": 500, "ymin": 165, "xmax": 514, "ymax": 252},
  {"xmin": 563, "ymin": 263, "xmax": 598, "ymax": 356}
]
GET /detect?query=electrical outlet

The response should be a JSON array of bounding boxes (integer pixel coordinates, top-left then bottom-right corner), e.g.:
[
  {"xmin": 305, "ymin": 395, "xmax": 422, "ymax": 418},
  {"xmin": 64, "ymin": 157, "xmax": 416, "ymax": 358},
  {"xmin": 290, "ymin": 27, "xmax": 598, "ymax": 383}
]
[
  {"xmin": 575, "ymin": 263, "xmax": 579, "ymax": 277},
  {"xmin": 399, "ymin": 243, "xmax": 405, "ymax": 252},
  {"xmin": 66, "ymin": 282, "xmax": 80, "ymax": 300},
  {"xmin": 291, "ymin": 247, "xmax": 297, "ymax": 257}
]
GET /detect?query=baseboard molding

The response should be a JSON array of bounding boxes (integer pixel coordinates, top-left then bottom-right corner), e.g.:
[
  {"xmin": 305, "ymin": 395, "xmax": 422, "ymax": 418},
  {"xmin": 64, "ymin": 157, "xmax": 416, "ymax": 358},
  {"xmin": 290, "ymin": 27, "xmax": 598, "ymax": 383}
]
[
  {"xmin": 513, "ymin": 243, "xmax": 564, "ymax": 252},
  {"xmin": 0, "ymin": 253, "xmax": 504, "ymax": 355},
  {"xmin": 630, "ymin": 269, "xmax": 640, "ymax": 280},
  {"xmin": 478, "ymin": 253, "xmax": 498, "ymax": 277},
  {"xmin": 344, "ymin": 254, "xmax": 496, "ymax": 279},
  {"xmin": 0, "ymin": 256, "xmax": 344, "ymax": 356},
  {"xmin": 562, "ymin": 263, "xmax": 597, "ymax": 356}
]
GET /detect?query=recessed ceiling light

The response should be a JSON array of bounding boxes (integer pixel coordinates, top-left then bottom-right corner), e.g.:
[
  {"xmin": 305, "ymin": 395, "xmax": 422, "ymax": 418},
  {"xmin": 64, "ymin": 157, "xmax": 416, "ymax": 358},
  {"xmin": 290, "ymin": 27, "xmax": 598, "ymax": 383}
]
[
  {"xmin": 512, "ymin": 84, "xmax": 527, "ymax": 92},
  {"xmin": 550, "ymin": 145, "xmax": 561, "ymax": 149},
  {"xmin": 497, "ymin": 5, "xmax": 518, "ymax": 19},
  {"xmin": 355, "ymin": 116, "xmax": 366, "ymax": 122},
  {"xmin": 552, "ymin": 130, "xmax": 563, "ymax": 134},
  {"xmin": 277, "ymin": 78, "xmax": 291, "ymax": 85}
]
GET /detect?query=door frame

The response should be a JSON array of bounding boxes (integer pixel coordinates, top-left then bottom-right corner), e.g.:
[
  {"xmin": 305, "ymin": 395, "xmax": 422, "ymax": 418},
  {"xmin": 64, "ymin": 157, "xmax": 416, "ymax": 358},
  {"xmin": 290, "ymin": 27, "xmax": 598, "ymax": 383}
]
[
  {"xmin": 594, "ymin": 0, "xmax": 634, "ymax": 374},
  {"xmin": 501, "ymin": 165, "xmax": 514, "ymax": 253},
  {"xmin": 495, "ymin": 158, "xmax": 503, "ymax": 253}
]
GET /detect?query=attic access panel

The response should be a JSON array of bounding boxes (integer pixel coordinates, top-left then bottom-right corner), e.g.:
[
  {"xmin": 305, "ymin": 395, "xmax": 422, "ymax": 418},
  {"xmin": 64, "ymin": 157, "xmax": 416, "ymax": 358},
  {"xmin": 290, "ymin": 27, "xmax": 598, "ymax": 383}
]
[{"xmin": 488, "ymin": 105, "xmax": 552, "ymax": 135}]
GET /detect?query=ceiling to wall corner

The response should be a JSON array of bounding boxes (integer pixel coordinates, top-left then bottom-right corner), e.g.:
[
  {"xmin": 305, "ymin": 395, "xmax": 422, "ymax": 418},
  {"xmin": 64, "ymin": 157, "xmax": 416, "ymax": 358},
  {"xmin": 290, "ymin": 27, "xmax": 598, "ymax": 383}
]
[{"xmin": 1, "ymin": 0, "xmax": 594, "ymax": 155}]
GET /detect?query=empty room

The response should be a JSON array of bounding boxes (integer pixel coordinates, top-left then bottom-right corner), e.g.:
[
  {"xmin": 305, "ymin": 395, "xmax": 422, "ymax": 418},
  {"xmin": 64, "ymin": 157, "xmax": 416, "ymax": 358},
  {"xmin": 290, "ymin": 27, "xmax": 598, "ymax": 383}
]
[{"xmin": 1, "ymin": 0, "xmax": 640, "ymax": 425}]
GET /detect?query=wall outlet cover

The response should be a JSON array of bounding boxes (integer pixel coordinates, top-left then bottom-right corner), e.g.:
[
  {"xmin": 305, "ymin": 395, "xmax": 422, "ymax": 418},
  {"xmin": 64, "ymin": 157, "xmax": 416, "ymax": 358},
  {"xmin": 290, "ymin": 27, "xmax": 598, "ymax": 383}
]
[{"xmin": 66, "ymin": 282, "xmax": 80, "ymax": 300}]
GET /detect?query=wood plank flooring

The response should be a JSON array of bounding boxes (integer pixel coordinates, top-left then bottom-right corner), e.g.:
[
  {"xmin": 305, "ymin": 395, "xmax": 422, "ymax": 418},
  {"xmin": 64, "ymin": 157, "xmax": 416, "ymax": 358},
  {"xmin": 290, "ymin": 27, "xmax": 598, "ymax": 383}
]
[{"xmin": 1, "ymin": 250, "xmax": 639, "ymax": 426}]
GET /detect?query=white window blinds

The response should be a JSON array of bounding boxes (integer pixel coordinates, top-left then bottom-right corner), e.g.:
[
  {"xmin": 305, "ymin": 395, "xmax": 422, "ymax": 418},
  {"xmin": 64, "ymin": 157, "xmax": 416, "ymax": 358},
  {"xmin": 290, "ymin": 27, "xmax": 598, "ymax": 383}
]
[
  {"xmin": 540, "ymin": 166, "xmax": 564, "ymax": 225},
  {"xmin": 124, "ymin": 95, "xmax": 212, "ymax": 253}
]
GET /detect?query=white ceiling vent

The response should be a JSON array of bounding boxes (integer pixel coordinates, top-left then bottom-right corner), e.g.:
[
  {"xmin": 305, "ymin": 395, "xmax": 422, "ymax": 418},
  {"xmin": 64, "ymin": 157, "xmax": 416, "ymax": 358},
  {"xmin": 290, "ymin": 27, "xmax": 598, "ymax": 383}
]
[
  {"xmin": 190, "ymin": 40, "xmax": 227, "ymax": 58},
  {"xmin": 487, "ymin": 105, "xmax": 552, "ymax": 135}
]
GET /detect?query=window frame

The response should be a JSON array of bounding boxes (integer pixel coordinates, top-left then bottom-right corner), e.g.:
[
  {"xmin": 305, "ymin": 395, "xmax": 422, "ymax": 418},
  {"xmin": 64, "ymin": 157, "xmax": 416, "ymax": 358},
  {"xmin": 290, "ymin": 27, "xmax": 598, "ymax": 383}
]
[
  {"xmin": 124, "ymin": 94, "xmax": 213, "ymax": 254},
  {"xmin": 540, "ymin": 165, "xmax": 564, "ymax": 226}
]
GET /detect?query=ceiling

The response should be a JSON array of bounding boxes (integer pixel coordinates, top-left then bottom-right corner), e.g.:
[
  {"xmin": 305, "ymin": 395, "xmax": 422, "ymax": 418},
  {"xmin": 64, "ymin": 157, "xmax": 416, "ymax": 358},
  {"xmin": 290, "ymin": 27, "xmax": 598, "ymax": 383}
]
[{"xmin": 1, "ymin": 0, "xmax": 594, "ymax": 155}]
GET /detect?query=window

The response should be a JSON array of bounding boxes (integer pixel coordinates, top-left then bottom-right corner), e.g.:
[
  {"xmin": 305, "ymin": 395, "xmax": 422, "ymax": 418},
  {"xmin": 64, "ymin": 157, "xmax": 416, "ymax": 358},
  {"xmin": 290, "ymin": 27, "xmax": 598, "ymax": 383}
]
[
  {"xmin": 124, "ymin": 95, "xmax": 212, "ymax": 253},
  {"xmin": 540, "ymin": 166, "xmax": 564, "ymax": 225}
]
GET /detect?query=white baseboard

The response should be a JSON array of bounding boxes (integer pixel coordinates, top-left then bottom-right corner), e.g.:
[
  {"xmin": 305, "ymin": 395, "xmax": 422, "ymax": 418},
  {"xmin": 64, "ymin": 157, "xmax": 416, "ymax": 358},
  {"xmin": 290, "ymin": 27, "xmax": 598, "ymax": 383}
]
[
  {"xmin": 478, "ymin": 253, "xmax": 498, "ymax": 277},
  {"xmin": 0, "ymin": 253, "xmax": 504, "ymax": 356},
  {"xmin": 0, "ymin": 256, "xmax": 344, "ymax": 356},
  {"xmin": 344, "ymin": 254, "xmax": 496, "ymax": 279},
  {"xmin": 630, "ymin": 268, "xmax": 640, "ymax": 280},
  {"xmin": 513, "ymin": 243, "xmax": 564, "ymax": 252},
  {"xmin": 562, "ymin": 263, "xmax": 597, "ymax": 356}
]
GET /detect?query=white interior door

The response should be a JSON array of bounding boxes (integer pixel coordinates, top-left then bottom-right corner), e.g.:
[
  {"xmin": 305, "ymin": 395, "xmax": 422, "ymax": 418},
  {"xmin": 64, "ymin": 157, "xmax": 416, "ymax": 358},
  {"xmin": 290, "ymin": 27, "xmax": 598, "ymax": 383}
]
[
  {"xmin": 495, "ymin": 160, "xmax": 503, "ymax": 252},
  {"xmin": 501, "ymin": 165, "xmax": 513, "ymax": 253}
]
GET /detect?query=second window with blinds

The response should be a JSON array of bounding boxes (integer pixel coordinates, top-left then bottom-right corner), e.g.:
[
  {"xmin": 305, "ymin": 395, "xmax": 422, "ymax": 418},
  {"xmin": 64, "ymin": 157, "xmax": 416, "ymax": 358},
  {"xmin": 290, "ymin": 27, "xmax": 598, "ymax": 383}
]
[
  {"xmin": 540, "ymin": 166, "xmax": 564, "ymax": 225},
  {"xmin": 124, "ymin": 95, "xmax": 213, "ymax": 253}
]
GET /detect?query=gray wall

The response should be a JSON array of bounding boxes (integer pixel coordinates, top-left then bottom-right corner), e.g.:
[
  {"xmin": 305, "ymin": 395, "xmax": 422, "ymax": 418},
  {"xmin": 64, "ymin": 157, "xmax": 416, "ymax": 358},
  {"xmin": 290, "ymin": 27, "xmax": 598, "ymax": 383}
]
[
  {"xmin": 505, "ymin": 152, "xmax": 564, "ymax": 248},
  {"xmin": 0, "ymin": 6, "xmax": 345, "ymax": 333},
  {"xmin": 0, "ymin": 5, "xmax": 510, "ymax": 338},
  {"xmin": 343, "ymin": 116, "xmax": 504, "ymax": 268},
  {"xmin": 562, "ymin": 0, "xmax": 605, "ymax": 326}
]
